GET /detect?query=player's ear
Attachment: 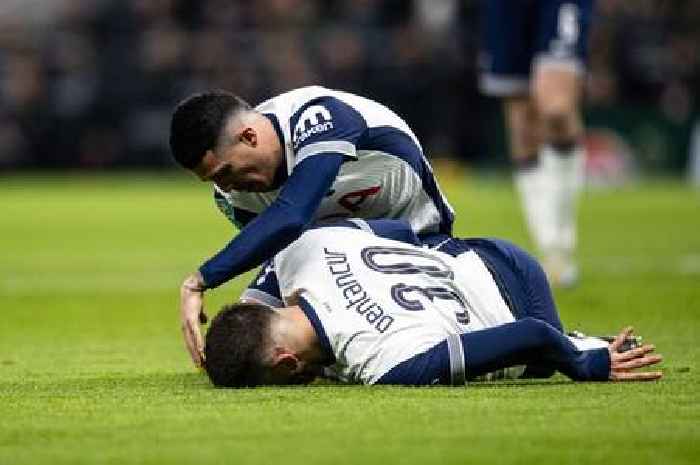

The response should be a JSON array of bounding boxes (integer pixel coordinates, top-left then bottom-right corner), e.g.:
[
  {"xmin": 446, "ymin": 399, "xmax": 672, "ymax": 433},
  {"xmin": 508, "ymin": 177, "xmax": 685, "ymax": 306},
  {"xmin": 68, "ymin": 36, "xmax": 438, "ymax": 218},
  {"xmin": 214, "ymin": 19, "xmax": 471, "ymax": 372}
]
[{"xmin": 239, "ymin": 127, "xmax": 257, "ymax": 147}]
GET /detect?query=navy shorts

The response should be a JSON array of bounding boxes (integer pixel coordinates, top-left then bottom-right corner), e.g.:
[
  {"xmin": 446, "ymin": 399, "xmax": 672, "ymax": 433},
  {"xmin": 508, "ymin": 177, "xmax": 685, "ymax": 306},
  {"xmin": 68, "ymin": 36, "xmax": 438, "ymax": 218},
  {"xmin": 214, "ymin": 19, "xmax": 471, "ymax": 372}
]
[
  {"xmin": 478, "ymin": 0, "xmax": 595, "ymax": 96},
  {"xmin": 437, "ymin": 237, "xmax": 563, "ymax": 331}
]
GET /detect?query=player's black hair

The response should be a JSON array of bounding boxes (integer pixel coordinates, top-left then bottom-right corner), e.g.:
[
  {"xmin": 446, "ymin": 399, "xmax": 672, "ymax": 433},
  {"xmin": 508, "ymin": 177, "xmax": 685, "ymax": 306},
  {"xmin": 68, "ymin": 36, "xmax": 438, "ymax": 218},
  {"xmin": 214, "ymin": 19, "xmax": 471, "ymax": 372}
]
[
  {"xmin": 169, "ymin": 90, "xmax": 252, "ymax": 169},
  {"xmin": 204, "ymin": 302, "xmax": 274, "ymax": 388}
]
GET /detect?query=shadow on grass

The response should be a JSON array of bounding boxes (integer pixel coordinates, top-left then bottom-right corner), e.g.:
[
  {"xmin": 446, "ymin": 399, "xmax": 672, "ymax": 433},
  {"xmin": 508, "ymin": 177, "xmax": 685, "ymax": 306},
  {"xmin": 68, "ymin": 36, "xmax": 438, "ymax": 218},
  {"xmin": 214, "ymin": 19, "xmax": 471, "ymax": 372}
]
[
  {"xmin": 1, "ymin": 371, "xmax": 210, "ymax": 397},
  {"xmin": 2, "ymin": 371, "xmax": 618, "ymax": 401}
]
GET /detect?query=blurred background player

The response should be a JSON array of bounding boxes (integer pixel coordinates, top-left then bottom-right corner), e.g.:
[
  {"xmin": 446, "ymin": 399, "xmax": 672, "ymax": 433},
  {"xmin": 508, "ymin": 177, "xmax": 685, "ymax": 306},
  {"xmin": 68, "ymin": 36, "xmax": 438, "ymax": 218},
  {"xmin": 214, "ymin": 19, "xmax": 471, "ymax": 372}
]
[{"xmin": 478, "ymin": 0, "xmax": 594, "ymax": 287}]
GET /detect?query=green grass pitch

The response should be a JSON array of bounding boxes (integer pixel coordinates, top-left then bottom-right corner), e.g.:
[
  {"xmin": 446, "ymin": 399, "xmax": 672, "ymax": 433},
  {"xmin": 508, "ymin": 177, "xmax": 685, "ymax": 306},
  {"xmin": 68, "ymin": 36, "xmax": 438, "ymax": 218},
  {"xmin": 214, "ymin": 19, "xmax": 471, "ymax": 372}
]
[{"xmin": 1, "ymin": 173, "xmax": 698, "ymax": 465}]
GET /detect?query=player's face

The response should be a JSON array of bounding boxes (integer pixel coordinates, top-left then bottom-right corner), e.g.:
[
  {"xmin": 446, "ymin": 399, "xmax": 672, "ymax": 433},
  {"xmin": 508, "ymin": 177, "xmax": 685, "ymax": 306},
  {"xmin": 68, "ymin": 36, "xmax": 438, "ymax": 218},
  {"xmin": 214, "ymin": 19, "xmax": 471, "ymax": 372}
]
[{"xmin": 193, "ymin": 128, "xmax": 281, "ymax": 193}]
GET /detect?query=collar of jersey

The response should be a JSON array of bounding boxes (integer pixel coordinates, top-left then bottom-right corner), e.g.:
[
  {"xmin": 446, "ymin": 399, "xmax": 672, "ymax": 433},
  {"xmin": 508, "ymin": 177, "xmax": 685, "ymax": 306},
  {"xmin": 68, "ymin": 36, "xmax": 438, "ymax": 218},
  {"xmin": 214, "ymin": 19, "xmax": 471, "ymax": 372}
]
[{"xmin": 298, "ymin": 296, "xmax": 336, "ymax": 365}]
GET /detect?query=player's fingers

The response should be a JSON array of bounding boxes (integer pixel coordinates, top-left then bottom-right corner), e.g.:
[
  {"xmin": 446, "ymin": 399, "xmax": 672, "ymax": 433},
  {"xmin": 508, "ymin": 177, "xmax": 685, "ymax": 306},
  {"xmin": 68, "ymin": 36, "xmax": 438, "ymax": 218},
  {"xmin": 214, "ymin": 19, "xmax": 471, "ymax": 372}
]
[
  {"xmin": 611, "ymin": 326, "xmax": 633, "ymax": 351},
  {"xmin": 185, "ymin": 329, "xmax": 200, "ymax": 366},
  {"xmin": 636, "ymin": 371, "xmax": 664, "ymax": 381},
  {"xmin": 614, "ymin": 354, "xmax": 663, "ymax": 371},
  {"xmin": 612, "ymin": 370, "xmax": 663, "ymax": 382},
  {"xmin": 181, "ymin": 322, "xmax": 200, "ymax": 366},
  {"xmin": 184, "ymin": 317, "xmax": 205, "ymax": 367},
  {"xmin": 190, "ymin": 321, "xmax": 205, "ymax": 366},
  {"xmin": 614, "ymin": 344, "xmax": 656, "ymax": 362}
]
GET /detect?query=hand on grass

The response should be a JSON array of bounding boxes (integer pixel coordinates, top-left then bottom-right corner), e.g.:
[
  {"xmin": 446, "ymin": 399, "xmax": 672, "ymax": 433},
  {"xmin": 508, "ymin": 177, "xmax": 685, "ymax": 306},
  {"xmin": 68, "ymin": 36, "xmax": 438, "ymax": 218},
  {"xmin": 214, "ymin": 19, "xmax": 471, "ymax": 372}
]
[
  {"xmin": 180, "ymin": 272, "xmax": 208, "ymax": 368},
  {"xmin": 609, "ymin": 327, "xmax": 663, "ymax": 381}
]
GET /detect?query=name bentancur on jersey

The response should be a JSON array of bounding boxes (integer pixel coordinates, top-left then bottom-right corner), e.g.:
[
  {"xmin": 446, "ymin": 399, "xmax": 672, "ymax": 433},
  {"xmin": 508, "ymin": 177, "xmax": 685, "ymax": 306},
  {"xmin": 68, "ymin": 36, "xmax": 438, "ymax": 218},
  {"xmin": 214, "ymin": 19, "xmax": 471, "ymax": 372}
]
[{"xmin": 323, "ymin": 247, "xmax": 394, "ymax": 334}]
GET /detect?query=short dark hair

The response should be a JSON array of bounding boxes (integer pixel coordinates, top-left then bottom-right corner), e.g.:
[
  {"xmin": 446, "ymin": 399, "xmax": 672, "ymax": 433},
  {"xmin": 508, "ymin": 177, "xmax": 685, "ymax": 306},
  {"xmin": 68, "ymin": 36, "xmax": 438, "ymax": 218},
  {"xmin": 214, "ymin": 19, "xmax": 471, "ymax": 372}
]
[
  {"xmin": 204, "ymin": 303, "xmax": 274, "ymax": 388},
  {"xmin": 169, "ymin": 90, "xmax": 252, "ymax": 169}
]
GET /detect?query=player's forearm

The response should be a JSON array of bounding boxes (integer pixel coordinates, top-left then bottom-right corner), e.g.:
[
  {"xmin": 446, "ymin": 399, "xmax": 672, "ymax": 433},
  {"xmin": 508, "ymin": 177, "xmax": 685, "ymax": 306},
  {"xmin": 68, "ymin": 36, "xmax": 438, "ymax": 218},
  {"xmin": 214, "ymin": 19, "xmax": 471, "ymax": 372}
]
[
  {"xmin": 462, "ymin": 318, "xmax": 611, "ymax": 381},
  {"xmin": 199, "ymin": 206, "xmax": 307, "ymax": 288},
  {"xmin": 199, "ymin": 154, "xmax": 345, "ymax": 289}
]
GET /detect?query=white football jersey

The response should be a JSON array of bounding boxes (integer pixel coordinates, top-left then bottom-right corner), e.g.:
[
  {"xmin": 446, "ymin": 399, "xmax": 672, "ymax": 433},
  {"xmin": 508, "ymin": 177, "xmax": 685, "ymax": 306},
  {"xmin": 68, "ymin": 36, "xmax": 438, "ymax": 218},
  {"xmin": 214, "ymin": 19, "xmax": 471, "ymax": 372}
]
[
  {"xmin": 274, "ymin": 227, "xmax": 515, "ymax": 384},
  {"xmin": 214, "ymin": 86, "xmax": 454, "ymax": 236}
]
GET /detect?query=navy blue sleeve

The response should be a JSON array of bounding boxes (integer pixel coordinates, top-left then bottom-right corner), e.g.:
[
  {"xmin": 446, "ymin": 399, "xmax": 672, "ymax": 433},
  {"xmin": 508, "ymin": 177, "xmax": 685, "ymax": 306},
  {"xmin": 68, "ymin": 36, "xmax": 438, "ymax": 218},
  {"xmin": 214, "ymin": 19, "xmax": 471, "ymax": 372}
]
[
  {"xmin": 376, "ymin": 318, "xmax": 611, "ymax": 385},
  {"xmin": 198, "ymin": 153, "xmax": 345, "ymax": 289},
  {"xmin": 461, "ymin": 318, "xmax": 611, "ymax": 381},
  {"xmin": 240, "ymin": 259, "xmax": 283, "ymax": 307},
  {"xmin": 291, "ymin": 96, "xmax": 366, "ymax": 160}
]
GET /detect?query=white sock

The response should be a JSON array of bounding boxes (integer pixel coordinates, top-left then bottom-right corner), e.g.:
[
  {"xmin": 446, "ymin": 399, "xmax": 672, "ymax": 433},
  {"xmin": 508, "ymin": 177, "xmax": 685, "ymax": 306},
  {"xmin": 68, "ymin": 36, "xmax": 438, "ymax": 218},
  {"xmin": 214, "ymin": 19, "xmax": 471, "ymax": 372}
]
[
  {"xmin": 515, "ymin": 144, "xmax": 584, "ymax": 286},
  {"xmin": 515, "ymin": 161, "xmax": 558, "ymax": 253},
  {"xmin": 539, "ymin": 143, "xmax": 585, "ymax": 257}
]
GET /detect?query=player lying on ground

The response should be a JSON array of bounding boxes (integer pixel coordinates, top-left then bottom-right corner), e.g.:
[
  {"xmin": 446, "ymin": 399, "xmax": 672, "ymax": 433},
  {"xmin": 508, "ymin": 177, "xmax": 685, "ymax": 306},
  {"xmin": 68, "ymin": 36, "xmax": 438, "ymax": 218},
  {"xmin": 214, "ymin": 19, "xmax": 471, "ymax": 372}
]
[
  {"xmin": 170, "ymin": 86, "xmax": 455, "ymax": 368},
  {"xmin": 202, "ymin": 220, "xmax": 663, "ymax": 387}
]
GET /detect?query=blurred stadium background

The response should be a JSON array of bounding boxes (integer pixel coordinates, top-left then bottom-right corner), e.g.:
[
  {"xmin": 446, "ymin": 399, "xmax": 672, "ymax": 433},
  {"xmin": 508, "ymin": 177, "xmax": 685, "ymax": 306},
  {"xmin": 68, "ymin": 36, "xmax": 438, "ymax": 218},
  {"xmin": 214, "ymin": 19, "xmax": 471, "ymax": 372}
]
[
  {"xmin": 2, "ymin": 3, "xmax": 700, "ymax": 464},
  {"xmin": 1, "ymin": 0, "xmax": 699, "ymax": 178}
]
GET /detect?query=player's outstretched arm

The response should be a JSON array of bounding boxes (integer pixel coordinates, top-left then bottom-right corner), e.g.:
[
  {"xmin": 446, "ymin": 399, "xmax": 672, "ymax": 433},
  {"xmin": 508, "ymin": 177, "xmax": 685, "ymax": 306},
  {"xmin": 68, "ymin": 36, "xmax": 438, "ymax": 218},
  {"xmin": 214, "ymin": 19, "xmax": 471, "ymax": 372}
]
[
  {"xmin": 178, "ymin": 155, "xmax": 345, "ymax": 367},
  {"xmin": 457, "ymin": 319, "xmax": 663, "ymax": 383},
  {"xmin": 608, "ymin": 327, "xmax": 663, "ymax": 381},
  {"xmin": 378, "ymin": 318, "xmax": 612, "ymax": 385}
]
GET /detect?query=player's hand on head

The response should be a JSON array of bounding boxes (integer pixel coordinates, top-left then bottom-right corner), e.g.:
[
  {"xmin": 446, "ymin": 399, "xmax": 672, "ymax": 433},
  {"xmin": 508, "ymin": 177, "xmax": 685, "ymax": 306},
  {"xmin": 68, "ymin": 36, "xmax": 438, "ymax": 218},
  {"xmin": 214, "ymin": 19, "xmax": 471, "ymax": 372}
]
[
  {"xmin": 608, "ymin": 327, "xmax": 663, "ymax": 381},
  {"xmin": 180, "ymin": 272, "xmax": 208, "ymax": 368}
]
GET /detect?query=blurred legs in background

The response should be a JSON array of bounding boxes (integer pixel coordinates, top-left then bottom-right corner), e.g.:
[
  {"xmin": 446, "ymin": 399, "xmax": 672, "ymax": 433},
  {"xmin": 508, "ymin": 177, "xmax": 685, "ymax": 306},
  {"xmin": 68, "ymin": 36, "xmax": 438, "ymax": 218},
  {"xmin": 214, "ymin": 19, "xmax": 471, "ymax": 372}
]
[
  {"xmin": 690, "ymin": 119, "xmax": 700, "ymax": 187},
  {"xmin": 509, "ymin": 64, "xmax": 585, "ymax": 287},
  {"xmin": 479, "ymin": 0, "xmax": 593, "ymax": 288}
]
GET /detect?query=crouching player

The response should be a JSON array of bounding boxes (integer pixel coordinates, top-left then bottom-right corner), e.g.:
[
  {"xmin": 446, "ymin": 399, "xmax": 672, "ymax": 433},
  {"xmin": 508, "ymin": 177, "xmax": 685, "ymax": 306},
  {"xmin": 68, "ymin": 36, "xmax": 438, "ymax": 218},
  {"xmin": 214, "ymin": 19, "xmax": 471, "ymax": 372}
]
[{"xmin": 203, "ymin": 220, "xmax": 662, "ymax": 387}]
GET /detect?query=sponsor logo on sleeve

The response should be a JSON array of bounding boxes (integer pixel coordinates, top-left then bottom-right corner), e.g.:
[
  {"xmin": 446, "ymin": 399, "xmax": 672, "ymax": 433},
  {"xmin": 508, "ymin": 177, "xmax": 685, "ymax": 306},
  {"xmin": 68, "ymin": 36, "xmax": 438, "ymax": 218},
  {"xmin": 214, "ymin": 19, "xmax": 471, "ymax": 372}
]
[{"xmin": 293, "ymin": 105, "xmax": 334, "ymax": 148}]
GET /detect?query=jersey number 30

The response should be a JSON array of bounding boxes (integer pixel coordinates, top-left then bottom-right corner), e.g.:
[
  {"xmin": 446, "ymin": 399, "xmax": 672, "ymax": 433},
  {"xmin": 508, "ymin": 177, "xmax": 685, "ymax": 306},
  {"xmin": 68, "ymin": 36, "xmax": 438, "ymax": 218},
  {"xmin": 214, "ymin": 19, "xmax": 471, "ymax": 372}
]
[{"xmin": 361, "ymin": 246, "xmax": 470, "ymax": 324}]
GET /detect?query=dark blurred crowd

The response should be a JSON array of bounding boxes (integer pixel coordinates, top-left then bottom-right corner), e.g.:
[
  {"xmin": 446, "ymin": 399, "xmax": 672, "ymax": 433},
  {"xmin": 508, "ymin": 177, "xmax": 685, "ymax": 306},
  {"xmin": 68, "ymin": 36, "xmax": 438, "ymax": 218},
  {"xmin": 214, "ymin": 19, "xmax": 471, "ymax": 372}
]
[{"xmin": 0, "ymin": 0, "xmax": 698, "ymax": 170}]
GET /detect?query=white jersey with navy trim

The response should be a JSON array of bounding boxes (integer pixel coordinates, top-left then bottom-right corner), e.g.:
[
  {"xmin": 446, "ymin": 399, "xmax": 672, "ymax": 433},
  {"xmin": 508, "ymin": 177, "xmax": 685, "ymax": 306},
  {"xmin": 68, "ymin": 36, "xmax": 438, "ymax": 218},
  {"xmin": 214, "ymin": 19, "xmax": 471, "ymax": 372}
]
[
  {"xmin": 214, "ymin": 86, "xmax": 454, "ymax": 236},
  {"xmin": 274, "ymin": 227, "xmax": 514, "ymax": 385},
  {"xmin": 240, "ymin": 218, "xmax": 423, "ymax": 306}
]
